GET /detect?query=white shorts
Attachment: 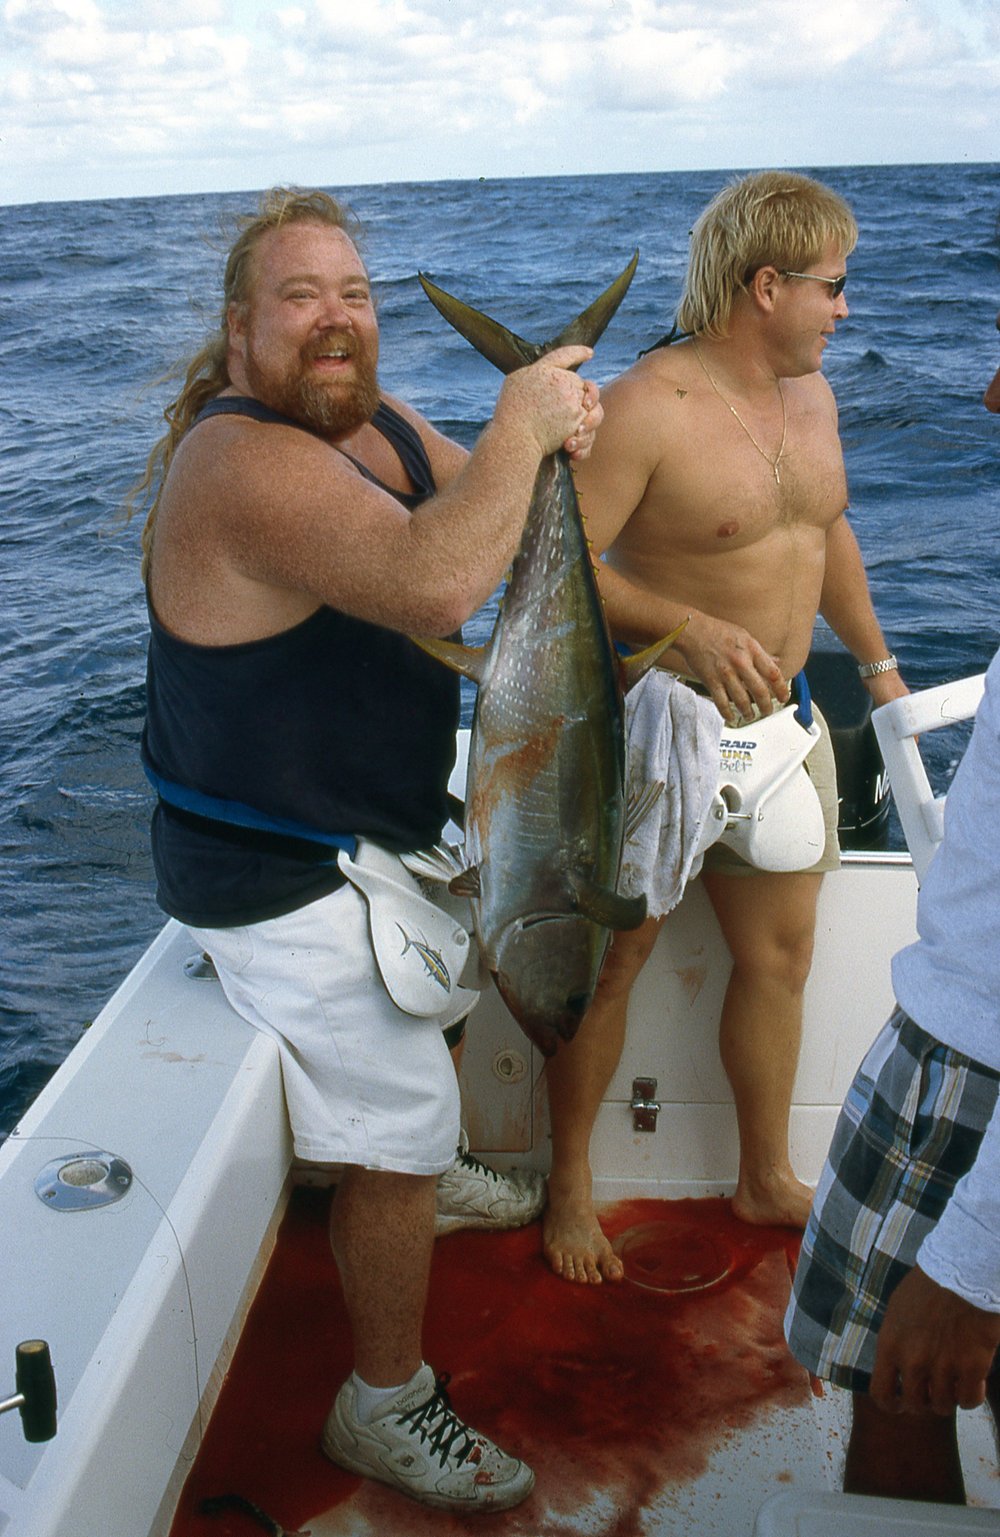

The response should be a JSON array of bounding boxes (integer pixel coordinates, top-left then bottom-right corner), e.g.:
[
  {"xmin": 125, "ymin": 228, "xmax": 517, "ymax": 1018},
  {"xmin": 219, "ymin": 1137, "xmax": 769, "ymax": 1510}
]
[{"xmin": 188, "ymin": 881, "xmax": 466, "ymax": 1173}]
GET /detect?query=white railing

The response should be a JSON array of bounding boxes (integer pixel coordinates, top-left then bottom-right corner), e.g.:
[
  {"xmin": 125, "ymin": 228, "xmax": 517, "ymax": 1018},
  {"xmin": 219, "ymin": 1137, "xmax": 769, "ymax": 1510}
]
[{"xmin": 872, "ymin": 673, "xmax": 986, "ymax": 882}]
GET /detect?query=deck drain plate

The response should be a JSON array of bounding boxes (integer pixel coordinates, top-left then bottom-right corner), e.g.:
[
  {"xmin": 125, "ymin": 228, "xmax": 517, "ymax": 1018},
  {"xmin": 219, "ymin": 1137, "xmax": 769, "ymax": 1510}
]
[
  {"xmin": 35, "ymin": 1152, "xmax": 133, "ymax": 1212},
  {"xmin": 613, "ymin": 1221, "xmax": 733, "ymax": 1295}
]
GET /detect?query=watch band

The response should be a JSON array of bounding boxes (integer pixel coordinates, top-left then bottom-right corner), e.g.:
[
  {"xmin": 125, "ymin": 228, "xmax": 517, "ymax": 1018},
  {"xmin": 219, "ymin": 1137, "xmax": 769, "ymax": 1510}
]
[{"xmin": 857, "ymin": 654, "xmax": 898, "ymax": 679}]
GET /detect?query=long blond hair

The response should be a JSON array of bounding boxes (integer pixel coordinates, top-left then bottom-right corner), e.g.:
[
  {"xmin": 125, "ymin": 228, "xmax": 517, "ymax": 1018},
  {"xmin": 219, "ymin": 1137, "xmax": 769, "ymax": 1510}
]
[
  {"xmin": 127, "ymin": 187, "xmax": 362, "ymax": 581},
  {"xmin": 676, "ymin": 171, "xmax": 858, "ymax": 340}
]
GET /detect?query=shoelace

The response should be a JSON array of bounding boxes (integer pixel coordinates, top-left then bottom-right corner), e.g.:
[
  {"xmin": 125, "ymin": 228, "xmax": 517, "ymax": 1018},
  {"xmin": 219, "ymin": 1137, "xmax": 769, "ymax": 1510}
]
[
  {"xmin": 456, "ymin": 1148, "xmax": 503, "ymax": 1185},
  {"xmin": 396, "ymin": 1373, "xmax": 481, "ymax": 1469}
]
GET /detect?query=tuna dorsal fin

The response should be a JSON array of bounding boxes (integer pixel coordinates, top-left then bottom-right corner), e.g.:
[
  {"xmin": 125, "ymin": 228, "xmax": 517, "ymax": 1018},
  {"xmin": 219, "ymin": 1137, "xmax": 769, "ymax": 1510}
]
[
  {"xmin": 418, "ymin": 251, "xmax": 640, "ymax": 376},
  {"xmin": 411, "ymin": 636, "xmax": 489, "ymax": 684},
  {"xmin": 618, "ymin": 619, "xmax": 690, "ymax": 693},
  {"xmin": 571, "ymin": 877, "xmax": 647, "ymax": 932}
]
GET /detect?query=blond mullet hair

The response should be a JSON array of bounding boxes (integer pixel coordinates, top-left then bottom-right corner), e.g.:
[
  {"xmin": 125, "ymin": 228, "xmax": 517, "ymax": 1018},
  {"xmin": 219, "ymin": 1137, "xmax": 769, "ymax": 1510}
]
[
  {"xmin": 126, "ymin": 187, "xmax": 363, "ymax": 581},
  {"xmin": 676, "ymin": 171, "xmax": 858, "ymax": 341}
]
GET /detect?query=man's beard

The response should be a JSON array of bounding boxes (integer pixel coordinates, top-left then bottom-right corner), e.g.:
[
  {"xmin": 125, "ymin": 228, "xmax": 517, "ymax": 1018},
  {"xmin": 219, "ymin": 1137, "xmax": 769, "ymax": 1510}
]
[{"xmin": 245, "ymin": 333, "xmax": 381, "ymax": 438}]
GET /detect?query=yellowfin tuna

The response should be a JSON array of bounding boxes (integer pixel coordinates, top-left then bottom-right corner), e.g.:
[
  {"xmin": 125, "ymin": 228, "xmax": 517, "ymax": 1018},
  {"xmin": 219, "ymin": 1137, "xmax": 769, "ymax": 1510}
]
[{"xmin": 415, "ymin": 260, "xmax": 681, "ymax": 1055}]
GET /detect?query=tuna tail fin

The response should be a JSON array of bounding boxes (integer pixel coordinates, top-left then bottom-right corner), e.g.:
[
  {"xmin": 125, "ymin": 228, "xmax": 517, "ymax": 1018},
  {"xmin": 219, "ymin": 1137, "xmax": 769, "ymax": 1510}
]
[
  {"xmin": 545, "ymin": 251, "xmax": 639, "ymax": 355},
  {"xmin": 417, "ymin": 276, "xmax": 540, "ymax": 373},
  {"xmin": 411, "ymin": 636, "xmax": 489, "ymax": 684},
  {"xmin": 417, "ymin": 251, "xmax": 639, "ymax": 376},
  {"xmin": 618, "ymin": 619, "xmax": 689, "ymax": 693}
]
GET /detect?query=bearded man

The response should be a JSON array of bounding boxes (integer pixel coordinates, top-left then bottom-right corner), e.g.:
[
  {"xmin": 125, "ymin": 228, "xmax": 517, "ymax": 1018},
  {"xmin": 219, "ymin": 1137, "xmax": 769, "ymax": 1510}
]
[{"xmin": 134, "ymin": 187, "xmax": 601, "ymax": 1512}]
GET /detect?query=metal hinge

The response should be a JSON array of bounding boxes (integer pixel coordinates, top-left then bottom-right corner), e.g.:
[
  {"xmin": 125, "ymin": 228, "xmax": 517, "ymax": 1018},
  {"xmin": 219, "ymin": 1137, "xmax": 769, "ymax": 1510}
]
[{"xmin": 631, "ymin": 1076, "xmax": 660, "ymax": 1133}]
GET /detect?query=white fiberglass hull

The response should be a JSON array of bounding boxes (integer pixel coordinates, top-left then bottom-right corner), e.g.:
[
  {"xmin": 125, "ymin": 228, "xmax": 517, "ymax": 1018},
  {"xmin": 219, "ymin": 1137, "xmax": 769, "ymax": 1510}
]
[{"xmin": 1, "ymin": 676, "xmax": 994, "ymax": 1536}]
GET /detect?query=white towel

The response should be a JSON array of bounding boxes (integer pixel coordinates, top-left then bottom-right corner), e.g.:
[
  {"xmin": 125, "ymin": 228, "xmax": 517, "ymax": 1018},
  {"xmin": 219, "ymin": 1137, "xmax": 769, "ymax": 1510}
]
[{"xmin": 620, "ymin": 670, "xmax": 724, "ymax": 918}]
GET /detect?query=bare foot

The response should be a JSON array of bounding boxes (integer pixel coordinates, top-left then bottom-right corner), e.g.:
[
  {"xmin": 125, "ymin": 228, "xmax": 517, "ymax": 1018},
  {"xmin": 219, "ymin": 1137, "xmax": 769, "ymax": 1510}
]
[
  {"xmin": 731, "ymin": 1171, "xmax": 814, "ymax": 1230},
  {"xmin": 542, "ymin": 1191, "xmax": 625, "ymax": 1284}
]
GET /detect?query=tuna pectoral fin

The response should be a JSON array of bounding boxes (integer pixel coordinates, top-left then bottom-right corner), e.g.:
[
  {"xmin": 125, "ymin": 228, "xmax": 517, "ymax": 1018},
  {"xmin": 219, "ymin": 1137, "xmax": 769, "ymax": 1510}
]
[
  {"xmin": 411, "ymin": 636, "xmax": 489, "ymax": 684},
  {"xmin": 571, "ymin": 878, "xmax": 647, "ymax": 931},
  {"xmin": 618, "ymin": 619, "xmax": 690, "ymax": 693}
]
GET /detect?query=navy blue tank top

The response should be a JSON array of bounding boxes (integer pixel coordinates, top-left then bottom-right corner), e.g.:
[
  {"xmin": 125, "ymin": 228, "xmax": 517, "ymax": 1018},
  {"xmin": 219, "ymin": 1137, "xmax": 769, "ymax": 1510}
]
[{"xmin": 142, "ymin": 397, "xmax": 460, "ymax": 927}]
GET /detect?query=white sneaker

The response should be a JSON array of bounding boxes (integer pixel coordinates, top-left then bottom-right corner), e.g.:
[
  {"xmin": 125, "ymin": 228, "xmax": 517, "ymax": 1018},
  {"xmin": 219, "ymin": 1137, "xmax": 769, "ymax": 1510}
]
[
  {"xmin": 435, "ymin": 1132, "xmax": 546, "ymax": 1235},
  {"xmin": 321, "ymin": 1365, "xmax": 535, "ymax": 1512}
]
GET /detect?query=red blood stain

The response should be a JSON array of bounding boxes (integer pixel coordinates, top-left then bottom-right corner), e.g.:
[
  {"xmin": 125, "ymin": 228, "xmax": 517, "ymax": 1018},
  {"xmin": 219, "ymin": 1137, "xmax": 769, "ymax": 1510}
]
[
  {"xmin": 471, "ymin": 714, "xmax": 567, "ymax": 817},
  {"xmin": 169, "ymin": 1192, "xmax": 808, "ymax": 1537}
]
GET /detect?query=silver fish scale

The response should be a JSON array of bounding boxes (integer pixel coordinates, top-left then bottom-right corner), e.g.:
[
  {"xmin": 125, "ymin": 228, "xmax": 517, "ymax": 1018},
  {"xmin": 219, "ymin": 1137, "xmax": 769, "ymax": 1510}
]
[{"xmin": 468, "ymin": 455, "xmax": 625, "ymax": 939}]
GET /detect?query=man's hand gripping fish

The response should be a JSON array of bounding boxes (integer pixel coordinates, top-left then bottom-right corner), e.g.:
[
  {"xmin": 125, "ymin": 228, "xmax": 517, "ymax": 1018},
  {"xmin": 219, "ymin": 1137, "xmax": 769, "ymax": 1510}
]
[{"xmin": 406, "ymin": 257, "xmax": 683, "ymax": 1056}]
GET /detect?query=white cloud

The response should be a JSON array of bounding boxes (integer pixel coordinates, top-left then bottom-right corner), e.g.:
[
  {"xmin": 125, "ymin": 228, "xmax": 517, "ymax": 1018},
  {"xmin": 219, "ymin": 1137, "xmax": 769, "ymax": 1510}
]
[
  {"xmin": 598, "ymin": 26, "xmax": 733, "ymax": 107},
  {"xmin": 0, "ymin": 0, "xmax": 997, "ymax": 203}
]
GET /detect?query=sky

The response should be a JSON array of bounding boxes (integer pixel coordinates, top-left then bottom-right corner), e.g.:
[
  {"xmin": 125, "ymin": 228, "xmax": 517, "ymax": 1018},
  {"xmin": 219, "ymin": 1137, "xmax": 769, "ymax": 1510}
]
[{"xmin": 1, "ymin": 0, "xmax": 997, "ymax": 206}]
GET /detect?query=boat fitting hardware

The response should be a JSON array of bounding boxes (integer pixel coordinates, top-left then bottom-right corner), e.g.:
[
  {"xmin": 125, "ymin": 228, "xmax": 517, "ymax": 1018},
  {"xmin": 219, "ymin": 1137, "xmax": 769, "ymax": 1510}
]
[
  {"xmin": 35, "ymin": 1152, "xmax": 133, "ymax": 1212},
  {"xmin": 0, "ymin": 1341, "xmax": 57, "ymax": 1442},
  {"xmin": 184, "ymin": 951, "xmax": 218, "ymax": 981},
  {"xmin": 492, "ymin": 1048, "xmax": 528, "ymax": 1085},
  {"xmin": 613, "ymin": 1222, "xmax": 732, "ymax": 1295},
  {"xmin": 631, "ymin": 1077, "xmax": 660, "ymax": 1133}
]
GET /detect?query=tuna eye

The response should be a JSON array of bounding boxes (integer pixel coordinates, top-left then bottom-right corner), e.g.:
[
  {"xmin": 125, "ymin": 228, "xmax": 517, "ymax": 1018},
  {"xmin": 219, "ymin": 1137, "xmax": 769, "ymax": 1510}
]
[{"xmin": 566, "ymin": 992, "xmax": 591, "ymax": 1018}]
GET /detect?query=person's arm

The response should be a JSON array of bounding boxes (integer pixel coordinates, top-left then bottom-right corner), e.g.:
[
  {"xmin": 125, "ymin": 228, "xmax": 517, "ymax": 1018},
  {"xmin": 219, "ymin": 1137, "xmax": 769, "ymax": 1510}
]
[
  {"xmin": 869, "ymin": 1099, "xmax": 1000, "ymax": 1414},
  {"xmin": 869, "ymin": 1266, "xmax": 1000, "ymax": 1414},
  {"xmin": 595, "ymin": 563, "xmax": 786, "ymax": 724},
  {"xmin": 819, "ymin": 513, "xmax": 909, "ymax": 708},
  {"xmin": 195, "ymin": 346, "xmax": 600, "ymax": 637}
]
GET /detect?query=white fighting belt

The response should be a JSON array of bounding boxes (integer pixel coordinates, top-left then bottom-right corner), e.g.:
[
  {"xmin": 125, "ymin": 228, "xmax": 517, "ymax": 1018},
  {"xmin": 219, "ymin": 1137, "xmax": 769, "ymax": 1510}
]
[
  {"xmin": 697, "ymin": 705, "xmax": 826, "ymax": 872},
  {"xmin": 337, "ymin": 839, "xmax": 479, "ymax": 1018}
]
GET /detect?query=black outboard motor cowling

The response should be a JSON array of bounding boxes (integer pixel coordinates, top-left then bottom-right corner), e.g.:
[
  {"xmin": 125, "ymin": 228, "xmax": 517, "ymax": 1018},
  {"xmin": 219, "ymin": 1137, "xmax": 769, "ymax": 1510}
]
[{"xmin": 808, "ymin": 645, "xmax": 891, "ymax": 851}]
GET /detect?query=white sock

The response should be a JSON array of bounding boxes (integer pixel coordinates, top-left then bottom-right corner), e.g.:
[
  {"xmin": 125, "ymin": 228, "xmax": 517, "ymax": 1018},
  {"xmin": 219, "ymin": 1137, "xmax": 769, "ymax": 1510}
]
[{"xmin": 352, "ymin": 1365, "xmax": 425, "ymax": 1424}]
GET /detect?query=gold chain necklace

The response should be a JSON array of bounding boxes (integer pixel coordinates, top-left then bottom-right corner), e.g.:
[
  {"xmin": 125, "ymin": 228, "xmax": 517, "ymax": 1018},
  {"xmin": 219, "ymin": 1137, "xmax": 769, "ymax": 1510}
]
[{"xmin": 691, "ymin": 341, "xmax": 787, "ymax": 485}]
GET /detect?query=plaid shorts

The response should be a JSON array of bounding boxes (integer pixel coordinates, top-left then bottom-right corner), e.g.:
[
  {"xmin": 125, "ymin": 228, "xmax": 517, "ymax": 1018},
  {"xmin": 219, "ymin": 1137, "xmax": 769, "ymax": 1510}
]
[{"xmin": 785, "ymin": 1005, "xmax": 1000, "ymax": 1392}]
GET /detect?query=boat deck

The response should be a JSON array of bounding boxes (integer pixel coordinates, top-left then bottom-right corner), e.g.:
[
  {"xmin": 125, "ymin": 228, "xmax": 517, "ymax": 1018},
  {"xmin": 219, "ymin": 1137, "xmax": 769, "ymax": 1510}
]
[{"xmin": 165, "ymin": 1186, "xmax": 1000, "ymax": 1537}]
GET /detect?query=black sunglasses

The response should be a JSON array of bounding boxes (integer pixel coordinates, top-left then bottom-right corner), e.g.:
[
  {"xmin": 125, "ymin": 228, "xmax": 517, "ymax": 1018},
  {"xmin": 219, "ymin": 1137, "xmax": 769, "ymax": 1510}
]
[{"xmin": 779, "ymin": 269, "xmax": 847, "ymax": 298}]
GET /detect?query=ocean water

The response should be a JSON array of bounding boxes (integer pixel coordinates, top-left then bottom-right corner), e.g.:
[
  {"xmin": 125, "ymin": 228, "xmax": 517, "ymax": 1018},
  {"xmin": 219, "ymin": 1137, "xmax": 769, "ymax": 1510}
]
[{"xmin": 2, "ymin": 163, "xmax": 998, "ymax": 1132}]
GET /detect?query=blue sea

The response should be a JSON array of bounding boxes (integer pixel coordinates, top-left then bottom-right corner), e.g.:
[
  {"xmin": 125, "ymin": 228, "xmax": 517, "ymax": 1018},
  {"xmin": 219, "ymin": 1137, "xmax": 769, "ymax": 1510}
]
[{"xmin": 2, "ymin": 163, "xmax": 998, "ymax": 1133}]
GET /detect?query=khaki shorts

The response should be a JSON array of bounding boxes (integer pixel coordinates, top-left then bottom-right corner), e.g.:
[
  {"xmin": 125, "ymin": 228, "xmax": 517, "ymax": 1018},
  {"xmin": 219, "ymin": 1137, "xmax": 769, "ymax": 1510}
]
[
  {"xmin": 188, "ymin": 881, "xmax": 464, "ymax": 1173},
  {"xmin": 701, "ymin": 701, "xmax": 841, "ymax": 877}
]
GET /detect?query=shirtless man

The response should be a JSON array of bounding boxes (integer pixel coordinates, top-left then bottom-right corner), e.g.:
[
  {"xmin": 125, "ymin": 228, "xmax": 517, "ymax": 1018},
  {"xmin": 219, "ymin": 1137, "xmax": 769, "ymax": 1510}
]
[{"xmin": 543, "ymin": 171, "xmax": 909, "ymax": 1284}]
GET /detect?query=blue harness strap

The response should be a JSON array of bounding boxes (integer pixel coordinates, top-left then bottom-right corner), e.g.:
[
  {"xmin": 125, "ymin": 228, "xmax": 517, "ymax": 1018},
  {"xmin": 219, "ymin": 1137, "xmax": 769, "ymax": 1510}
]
[{"xmin": 143, "ymin": 764, "xmax": 357, "ymax": 858}]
